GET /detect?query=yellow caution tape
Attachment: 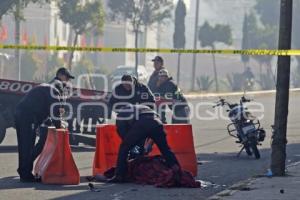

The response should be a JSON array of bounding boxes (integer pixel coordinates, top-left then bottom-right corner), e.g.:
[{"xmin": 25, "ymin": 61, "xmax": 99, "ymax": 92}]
[{"xmin": 1, "ymin": 44, "xmax": 300, "ymax": 56}]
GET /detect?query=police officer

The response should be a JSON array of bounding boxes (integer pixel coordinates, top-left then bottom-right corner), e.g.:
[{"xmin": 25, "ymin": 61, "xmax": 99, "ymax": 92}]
[
  {"xmin": 108, "ymin": 74, "xmax": 155, "ymax": 158},
  {"xmin": 148, "ymin": 56, "xmax": 165, "ymax": 93},
  {"xmin": 109, "ymin": 74, "xmax": 155, "ymax": 112},
  {"xmin": 14, "ymin": 67, "xmax": 74, "ymax": 182},
  {"xmin": 156, "ymin": 69, "xmax": 190, "ymax": 124},
  {"xmin": 108, "ymin": 104, "xmax": 180, "ymax": 183}
]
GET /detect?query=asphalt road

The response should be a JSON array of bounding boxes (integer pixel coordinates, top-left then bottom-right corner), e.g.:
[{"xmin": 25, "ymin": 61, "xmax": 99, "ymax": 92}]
[{"xmin": 0, "ymin": 92, "xmax": 300, "ymax": 200}]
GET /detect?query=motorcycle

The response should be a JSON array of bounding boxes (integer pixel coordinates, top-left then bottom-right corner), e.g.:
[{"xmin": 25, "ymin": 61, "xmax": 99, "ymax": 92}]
[{"xmin": 213, "ymin": 96, "xmax": 266, "ymax": 159}]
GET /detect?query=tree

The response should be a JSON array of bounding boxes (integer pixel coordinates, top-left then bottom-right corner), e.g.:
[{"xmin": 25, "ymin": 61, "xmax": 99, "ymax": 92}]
[
  {"xmin": 58, "ymin": 0, "xmax": 105, "ymax": 70},
  {"xmin": 108, "ymin": 0, "xmax": 173, "ymax": 78},
  {"xmin": 271, "ymin": 0, "xmax": 293, "ymax": 176},
  {"xmin": 0, "ymin": 0, "xmax": 50, "ymax": 80},
  {"xmin": 0, "ymin": 0, "xmax": 17, "ymax": 17},
  {"xmin": 248, "ymin": 1, "xmax": 280, "ymax": 89},
  {"xmin": 255, "ymin": 0, "xmax": 280, "ymax": 27},
  {"xmin": 241, "ymin": 14, "xmax": 250, "ymax": 68},
  {"xmin": 173, "ymin": 0, "xmax": 186, "ymax": 85},
  {"xmin": 198, "ymin": 21, "xmax": 232, "ymax": 92}
]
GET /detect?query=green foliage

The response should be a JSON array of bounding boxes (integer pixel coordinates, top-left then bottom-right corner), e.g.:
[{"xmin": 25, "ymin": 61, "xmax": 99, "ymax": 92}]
[
  {"xmin": 45, "ymin": 53, "xmax": 64, "ymax": 81},
  {"xmin": 0, "ymin": 0, "xmax": 50, "ymax": 19},
  {"xmin": 72, "ymin": 56, "xmax": 95, "ymax": 89},
  {"xmin": 241, "ymin": 14, "xmax": 250, "ymax": 64},
  {"xmin": 173, "ymin": 0, "xmax": 186, "ymax": 49},
  {"xmin": 258, "ymin": 73, "xmax": 275, "ymax": 90},
  {"xmin": 198, "ymin": 21, "xmax": 232, "ymax": 48},
  {"xmin": 255, "ymin": 0, "xmax": 280, "ymax": 27},
  {"xmin": 108, "ymin": 0, "xmax": 173, "ymax": 31},
  {"xmin": 225, "ymin": 73, "xmax": 244, "ymax": 91},
  {"xmin": 196, "ymin": 75, "xmax": 213, "ymax": 91},
  {"xmin": 58, "ymin": 0, "xmax": 105, "ymax": 35}
]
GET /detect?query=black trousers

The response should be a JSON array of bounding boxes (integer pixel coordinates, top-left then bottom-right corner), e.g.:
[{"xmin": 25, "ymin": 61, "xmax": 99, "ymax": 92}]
[
  {"xmin": 15, "ymin": 111, "xmax": 47, "ymax": 178},
  {"xmin": 115, "ymin": 116, "xmax": 179, "ymax": 177}
]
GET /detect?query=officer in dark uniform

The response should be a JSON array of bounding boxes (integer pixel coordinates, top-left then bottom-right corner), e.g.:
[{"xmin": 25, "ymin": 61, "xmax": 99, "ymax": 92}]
[
  {"xmin": 109, "ymin": 74, "xmax": 155, "ymax": 112},
  {"xmin": 109, "ymin": 74, "xmax": 156, "ymax": 158},
  {"xmin": 14, "ymin": 67, "xmax": 74, "ymax": 182},
  {"xmin": 108, "ymin": 104, "xmax": 180, "ymax": 183},
  {"xmin": 156, "ymin": 69, "xmax": 190, "ymax": 124},
  {"xmin": 148, "ymin": 56, "xmax": 165, "ymax": 93}
]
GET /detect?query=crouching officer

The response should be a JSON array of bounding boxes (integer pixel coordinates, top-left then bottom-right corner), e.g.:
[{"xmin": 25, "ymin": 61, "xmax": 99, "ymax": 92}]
[
  {"xmin": 14, "ymin": 67, "xmax": 74, "ymax": 182},
  {"xmin": 108, "ymin": 75, "xmax": 155, "ymax": 158},
  {"xmin": 108, "ymin": 104, "xmax": 180, "ymax": 183},
  {"xmin": 155, "ymin": 69, "xmax": 190, "ymax": 124},
  {"xmin": 109, "ymin": 74, "xmax": 155, "ymax": 112}
]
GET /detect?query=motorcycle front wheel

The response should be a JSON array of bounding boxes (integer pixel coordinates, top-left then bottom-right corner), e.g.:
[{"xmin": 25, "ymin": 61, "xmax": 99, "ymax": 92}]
[{"xmin": 249, "ymin": 139, "xmax": 260, "ymax": 159}]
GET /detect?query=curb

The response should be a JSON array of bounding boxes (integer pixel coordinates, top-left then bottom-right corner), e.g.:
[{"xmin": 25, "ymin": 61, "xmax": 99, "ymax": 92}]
[
  {"xmin": 207, "ymin": 161, "xmax": 300, "ymax": 200},
  {"xmin": 185, "ymin": 88, "xmax": 300, "ymax": 99}
]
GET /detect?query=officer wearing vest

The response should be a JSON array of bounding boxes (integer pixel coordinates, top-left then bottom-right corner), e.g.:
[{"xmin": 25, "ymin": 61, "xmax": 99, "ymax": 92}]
[
  {"xmin": 108, "ymin": 104, "xmax": 180, "ymax": 183},
  {"xmin": 155, "ymin": 69, "xmax": 190, "ymax": 124}
]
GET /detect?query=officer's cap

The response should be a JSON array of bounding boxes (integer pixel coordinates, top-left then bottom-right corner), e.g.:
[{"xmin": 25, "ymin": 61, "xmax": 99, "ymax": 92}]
[
  {"xmin": 151, "ymin": 56, "xmax": 164, "ymax": 64},
  {"xmin": 56, "ymin": 67, "xmax": 75, "ymax": 79}
]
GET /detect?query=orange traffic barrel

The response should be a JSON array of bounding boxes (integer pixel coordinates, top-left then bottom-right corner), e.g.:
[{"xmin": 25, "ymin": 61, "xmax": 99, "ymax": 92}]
[{"xmin": 34, "ymin": 127, "xmax": 80, "ymax": 185}]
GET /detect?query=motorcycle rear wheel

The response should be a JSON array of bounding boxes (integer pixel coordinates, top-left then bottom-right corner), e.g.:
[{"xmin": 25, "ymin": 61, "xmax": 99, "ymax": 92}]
[{"xmin": 244, "ymin": 145, "xmax": 252, "ymax": 156}]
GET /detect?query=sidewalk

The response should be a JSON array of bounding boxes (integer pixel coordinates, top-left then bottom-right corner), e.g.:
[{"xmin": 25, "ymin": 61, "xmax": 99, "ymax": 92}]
[{"xmin": 209, "ymin": 162, "xmax": 300, "ymax": 200}]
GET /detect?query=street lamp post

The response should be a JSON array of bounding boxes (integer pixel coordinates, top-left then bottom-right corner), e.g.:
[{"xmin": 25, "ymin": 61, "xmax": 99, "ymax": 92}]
[{"xmin": 271, "ymin": 0, "xmax": 293, "ymax": 176}]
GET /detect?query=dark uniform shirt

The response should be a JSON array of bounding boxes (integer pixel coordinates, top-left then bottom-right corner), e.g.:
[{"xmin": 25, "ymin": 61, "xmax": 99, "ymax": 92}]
[
  {"xmin": 109, "ymin": 78, "xmax": 155, "ymax": 112},
  {"xmin": 155, "ymin": 77, "xmax": 189, "ymax": 124},
  {"xmin": 116, "ymin": 104, "xmax": 158, "ymax": 139},
  {"xmin": 16, "ymin": 82, "xmax": 63, "ymax": 128},
  {"xmin": 148, "ymin": 68, "xmax": 164, "ymax": 93}
]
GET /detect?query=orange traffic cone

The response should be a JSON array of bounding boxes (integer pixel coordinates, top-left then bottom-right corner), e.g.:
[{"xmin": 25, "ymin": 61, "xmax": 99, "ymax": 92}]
[{"xmin": 34, "ymin": 127, "xmax": 80, "ymax": 185}]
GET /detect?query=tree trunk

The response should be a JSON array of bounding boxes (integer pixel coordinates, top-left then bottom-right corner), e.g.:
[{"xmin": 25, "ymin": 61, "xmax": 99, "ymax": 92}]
[
  {"xmin": 212, "ymin": 46, "xmax": 219, "ymax": 92},
  {"xmin": 134, "ymin": 29, "xmax": 139, "ymax": 79},
  {"xmin": 15, "ymin": 0, "xmax": 21, "ymax": 80},
  {"xmin": 177, "ymin": 53, "xmax": 181, "ymax": 85},
  {"xmin": 68, "ymin": 32, "xmax": 79, "ymax": 70},
  {"xmin": 271, "ymin": 0, "xmax": 293, "ymax": 176},
  {"xmin": 143, "ymin": 26, "xmax": 148, "ymax": 67},
  {"xmin": 191, "ymin": 0, "xmax": 200, "ymax": 91}
]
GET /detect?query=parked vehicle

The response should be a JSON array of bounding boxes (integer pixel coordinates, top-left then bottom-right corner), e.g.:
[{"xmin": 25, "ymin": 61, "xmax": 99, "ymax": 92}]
[
  {"xmin": 0, "ymin": 78, "xmax": 110, "ymax": 146},
  {"xmin": 110, "ymin": 65, "xmax": 149, "ymax": 86},
  {"xmin": 213, "ymin": 96, "xmax": 266, "ymax": 159}
]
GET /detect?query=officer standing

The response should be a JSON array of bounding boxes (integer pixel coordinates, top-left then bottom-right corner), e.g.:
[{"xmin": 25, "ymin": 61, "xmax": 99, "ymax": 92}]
[
  {"xmin": 148, "ymin": 56, "xmax": 165, "ymax": 93},
  {"xmin": 108, "ymin": 104, "xmax": 180, "ymax": 183},
  {"xmin": 156, "ymin": 69, "xmax": 190, "ymax": 124},
  {"xmin": 14, "ymin": 67, "xmax": 74, "ymax": 182}
]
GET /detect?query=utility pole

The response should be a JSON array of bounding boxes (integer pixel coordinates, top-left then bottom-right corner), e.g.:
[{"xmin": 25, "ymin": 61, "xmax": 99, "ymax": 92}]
[
  {"xmin": 271, "ymin": 0, "xmax": 293, "ymax": 176},
  {"xmin": 191, "ymin": 0, "xmax": 200, "ymax": 91}
]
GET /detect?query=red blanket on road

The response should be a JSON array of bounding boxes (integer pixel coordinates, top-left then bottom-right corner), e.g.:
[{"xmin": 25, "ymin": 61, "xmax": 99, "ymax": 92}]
[{"xmin": 104, "ymin": 156, "xmax": 200, "ymax": 188}]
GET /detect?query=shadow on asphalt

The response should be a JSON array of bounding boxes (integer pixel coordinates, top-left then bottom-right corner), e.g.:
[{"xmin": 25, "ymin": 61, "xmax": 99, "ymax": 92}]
[
  {"xmin": 0, "ymin": 145, "xmax": 95, "ymax": 153},
  {"xmin": 0, "ymin": 176, "xmax": 93, "ymax": 191},
  {"xmin": 196, "ymin": 142, "xmax": 300, "ymax": 186}
]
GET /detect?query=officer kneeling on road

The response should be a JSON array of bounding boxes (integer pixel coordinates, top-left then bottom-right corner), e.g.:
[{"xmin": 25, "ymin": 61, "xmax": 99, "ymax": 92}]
[
  {"xmin": 14, "ymin": 67, "xmax": 74, "ymax": 182},
  {"xmin": 155, "ymin": 69, "xmax": 190, "ymax": 124},
  {"xmin": 107, "ymin": 104, "xmax": 181, "ymax": 183}
]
